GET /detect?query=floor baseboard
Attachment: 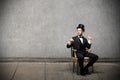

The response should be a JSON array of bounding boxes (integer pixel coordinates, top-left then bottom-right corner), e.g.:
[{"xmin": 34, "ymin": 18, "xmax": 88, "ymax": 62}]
[{"xmin": 0, "ymin": 57, "xmax": 120, "ymax": 62}]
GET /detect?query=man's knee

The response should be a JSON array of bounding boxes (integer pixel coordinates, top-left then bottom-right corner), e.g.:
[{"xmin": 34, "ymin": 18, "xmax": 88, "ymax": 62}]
[
  {"xmin": 95, "ymin": 55, "xmax": 99, "ymax": 60},
  {"xmin": 92, "ymin": 54, "xmax": 99, "ymax": 61},
  {"xmin": 77, "ymin": 54, "xmax": 84, "ymax": 60},
  {"xmin": 90, "ymin": 53, "xmax": 99, "ymax": 61}
]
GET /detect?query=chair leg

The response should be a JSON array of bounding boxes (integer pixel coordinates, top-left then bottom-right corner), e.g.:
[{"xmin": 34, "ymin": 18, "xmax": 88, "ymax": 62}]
[
  {"xmin": 92, "ymin": 65, "xmax": 94, "ymax": 73},
  {"xmin": 76, "ymin": 61, "xmax": 79, "ymax": 74},
  {"xmin": 73, "ymin": 62, "xmax": 75, "ymax": 72}
]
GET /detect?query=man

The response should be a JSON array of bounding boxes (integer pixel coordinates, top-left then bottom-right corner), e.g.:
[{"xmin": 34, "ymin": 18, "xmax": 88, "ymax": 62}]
[{"xmin": 66, "ymin": 24, "xmax": 98, "ymax": 75}]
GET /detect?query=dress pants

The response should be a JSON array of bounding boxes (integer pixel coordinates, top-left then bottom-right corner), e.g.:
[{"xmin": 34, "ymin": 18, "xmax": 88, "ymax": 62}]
[{"xmin": 76, "ymin": 51, "xmax": 98, "ymax": 73}]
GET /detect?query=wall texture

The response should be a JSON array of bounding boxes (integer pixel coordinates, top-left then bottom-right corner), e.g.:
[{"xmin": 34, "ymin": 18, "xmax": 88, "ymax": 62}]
[{"xmin": 0, "ymin": 0, "xmax": 120, "ymax": 59}]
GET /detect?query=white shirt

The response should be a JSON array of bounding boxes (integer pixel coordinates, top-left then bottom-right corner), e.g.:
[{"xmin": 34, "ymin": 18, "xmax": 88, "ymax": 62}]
[
  {"xmin": 78, "ymin": 36, "xmax": 91, "ymax": 44},
  {"xmin": 79, "ymin": 37, "xmax": 83, "ymax": 44}
]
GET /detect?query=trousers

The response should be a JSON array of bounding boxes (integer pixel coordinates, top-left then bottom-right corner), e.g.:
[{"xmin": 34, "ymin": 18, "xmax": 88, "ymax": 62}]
[{"xmin": 76, "ymin": 51, "xmax": 98, "ymax": 72}]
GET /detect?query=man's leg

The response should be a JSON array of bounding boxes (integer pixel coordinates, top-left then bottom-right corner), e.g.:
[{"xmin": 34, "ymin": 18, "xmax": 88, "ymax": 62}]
[
  {"xmin": 77, "ymin": 53, "xmax": 85, "ymax": 75},
  {"xmin": 84, "ymin": 53, "xmax": 99, "ymax": 73}
]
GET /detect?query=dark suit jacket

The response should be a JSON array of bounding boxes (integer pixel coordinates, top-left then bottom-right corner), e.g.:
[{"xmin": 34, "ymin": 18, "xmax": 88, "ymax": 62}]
[{"xmin": 67, "ymin": 36, "xmax": 91, "ymax": 52}]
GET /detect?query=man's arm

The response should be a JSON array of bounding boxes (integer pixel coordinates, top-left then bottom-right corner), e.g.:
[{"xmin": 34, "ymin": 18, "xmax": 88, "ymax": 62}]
[
  {"xmin": 86, "ymin": 34, "xmax": 92, "ymax": 49},
  {"xmin": 85, "ymin": 34, "xmax": 92, "ymax": 49},
  {"xmin": 66, "ymin": 38, "xmax": 74, "ymax": 48},
  {"xmin": 86, "ymin": 40, "xmax": 91, "ymax": 49}
]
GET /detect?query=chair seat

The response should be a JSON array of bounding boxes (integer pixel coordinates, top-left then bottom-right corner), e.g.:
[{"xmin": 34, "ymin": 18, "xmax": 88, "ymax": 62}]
[
  {"xmin": 84, "ymin": 57, "xmax": 90, "ymax": 62},
  {"xmin": 84, "ymin": 57, "xmax": 90, "ymax": 59},
  {"xmin": 72, "ymin": 57, "xmax": 90, "ymax": 61}
]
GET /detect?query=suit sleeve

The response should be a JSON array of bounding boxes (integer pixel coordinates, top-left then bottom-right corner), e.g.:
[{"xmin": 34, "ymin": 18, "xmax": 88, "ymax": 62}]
[
  {"xmin": 66, "ymin": 43, "xmax": 72, "ymax": 48},
  {"xmin": 66, "ymin": 37, "xmax": 74, "ymax": 48},
  {"xmin": 85, "ymin": 39, "xmax": 91, "ymax": 49}
]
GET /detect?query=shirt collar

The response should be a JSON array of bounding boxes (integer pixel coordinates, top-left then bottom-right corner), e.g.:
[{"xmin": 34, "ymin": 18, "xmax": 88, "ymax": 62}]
[{"xmin": 78, "ymin": 35, "xmax": 83, "ymax": 38}]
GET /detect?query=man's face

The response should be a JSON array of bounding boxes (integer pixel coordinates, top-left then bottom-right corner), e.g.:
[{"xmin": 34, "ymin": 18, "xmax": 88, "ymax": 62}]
[{"xmin": 77, "ymin": 28, "xmax": 83, "ymax": 36}]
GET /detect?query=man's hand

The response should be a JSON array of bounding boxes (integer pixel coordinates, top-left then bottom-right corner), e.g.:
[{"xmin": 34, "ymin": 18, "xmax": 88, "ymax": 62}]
[
  {"xmin": 87, "ymin": 34, "xmax": 92, "ymax": 40},
  {"xmin": 67, "ymin": 38, "xmax": 74, "ymax": 44},
  {"xmin": 69, "ymin": 38, "xmax": 74, "ymax": 43}
]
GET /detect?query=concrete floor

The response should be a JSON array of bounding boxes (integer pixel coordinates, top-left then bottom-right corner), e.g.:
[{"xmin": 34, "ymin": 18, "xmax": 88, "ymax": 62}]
[{"xmin": 0, "ymin": 62, "xmax": 120, "ymax": 80}]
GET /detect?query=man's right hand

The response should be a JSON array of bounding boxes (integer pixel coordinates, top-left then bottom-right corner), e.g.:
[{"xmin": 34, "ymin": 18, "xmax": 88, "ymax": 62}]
[
  {"xmin": 67, "ymin": 38, "xmax": 74, "ymax": 45},
  {"xmin": 68, "ymin": 38, "xmax": 74, "ymax": 44},
  {"xmin": 69, "ymin": 38, "xmax": 74, "ymax": 42}
]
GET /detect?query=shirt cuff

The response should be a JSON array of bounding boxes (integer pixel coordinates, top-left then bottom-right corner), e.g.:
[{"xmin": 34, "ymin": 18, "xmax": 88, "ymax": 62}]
[
  {"xmin": 88, "ymin": 40, "xmax": 92, "ymax": 44},
  {"xmin": 67, "ymin": 41, "xmax": 71, "ymax": 45}
]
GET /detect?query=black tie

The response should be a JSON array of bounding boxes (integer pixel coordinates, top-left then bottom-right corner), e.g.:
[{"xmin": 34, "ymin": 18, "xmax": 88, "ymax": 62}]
[{"xmin": 79, "ymin": 36, "xmax": 83, "ymax": 38}]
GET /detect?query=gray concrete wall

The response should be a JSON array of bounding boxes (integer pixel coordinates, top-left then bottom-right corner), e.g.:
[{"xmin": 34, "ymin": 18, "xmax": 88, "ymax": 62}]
[{"xmin": 0, "ymin": 0, "xmax": 120, "ymax": 58}]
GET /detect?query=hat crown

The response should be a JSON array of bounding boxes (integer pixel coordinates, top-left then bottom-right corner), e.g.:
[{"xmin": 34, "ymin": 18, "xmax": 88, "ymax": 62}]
[{"xmin": 77, "ymin": 24, "xmax": 85, "ymax": 32}]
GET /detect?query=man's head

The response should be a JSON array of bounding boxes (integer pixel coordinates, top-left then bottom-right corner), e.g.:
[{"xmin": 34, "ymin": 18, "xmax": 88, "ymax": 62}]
[{"xmin": 76, "ymin": 24, "xmax": 85, "ymax": 36}]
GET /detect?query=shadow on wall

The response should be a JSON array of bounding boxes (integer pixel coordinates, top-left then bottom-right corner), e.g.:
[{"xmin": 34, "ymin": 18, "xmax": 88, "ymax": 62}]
[
  {"xmin": 0, "ymin": 0, "xmax": 7, "ymax": 16},
  {"xmin": 0, "ymin": 0, "xmax": 6, "ymax": 57},
  {"xmin": 104, "ymin": 0, "xmax": 120, "ymax": 23},
  {"xmin": 98, "ymin": 0, "xmax": 120, "ymax": 58},
  {"xmin": 0, "ymin": 1, "xmax": 9, "ymax": 79}
]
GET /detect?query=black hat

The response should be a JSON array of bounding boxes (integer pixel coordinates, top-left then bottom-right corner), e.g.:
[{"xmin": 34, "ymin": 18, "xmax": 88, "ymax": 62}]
[{"xmin": 76, "ymin": 24, "xmax": 85, "ymax": 32}]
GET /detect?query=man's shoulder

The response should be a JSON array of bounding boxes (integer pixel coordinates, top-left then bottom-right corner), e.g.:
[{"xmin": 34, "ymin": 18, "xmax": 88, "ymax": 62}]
[{"xmin": 72, "ymin": 36, "xmax": 78, "ymax": 39}]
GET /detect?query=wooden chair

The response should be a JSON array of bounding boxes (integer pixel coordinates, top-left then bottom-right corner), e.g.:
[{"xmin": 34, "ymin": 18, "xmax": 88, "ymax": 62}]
[{"xmin": 71, "ymin": 47, "xmax": 94, "ymax": 74}]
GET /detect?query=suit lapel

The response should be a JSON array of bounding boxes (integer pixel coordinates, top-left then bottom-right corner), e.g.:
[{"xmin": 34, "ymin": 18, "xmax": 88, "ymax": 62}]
[
  {"xmin": 76, "ymin": 36, "xmax": 83, "ymax": 45},
  {"xmin": 76, "ymin": 36, "xmax": 80, "ymax": 43},
  {"xmin": 82, "ymin": 37, "xmax": 86, "ymax": 45}
]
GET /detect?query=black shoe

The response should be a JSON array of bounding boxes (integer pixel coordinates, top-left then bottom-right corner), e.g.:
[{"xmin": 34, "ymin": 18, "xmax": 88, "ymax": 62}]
[
  {"xmin": 80, "ymin": 73, "xmax": 86, "ymax": 76},
  {"xmin": 80, "ymin": 71, "xmax": 86, "ymax": 76},
  {"xmin": 84, "ymin": 68, "xmax": 91, "ymax": 75}
]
